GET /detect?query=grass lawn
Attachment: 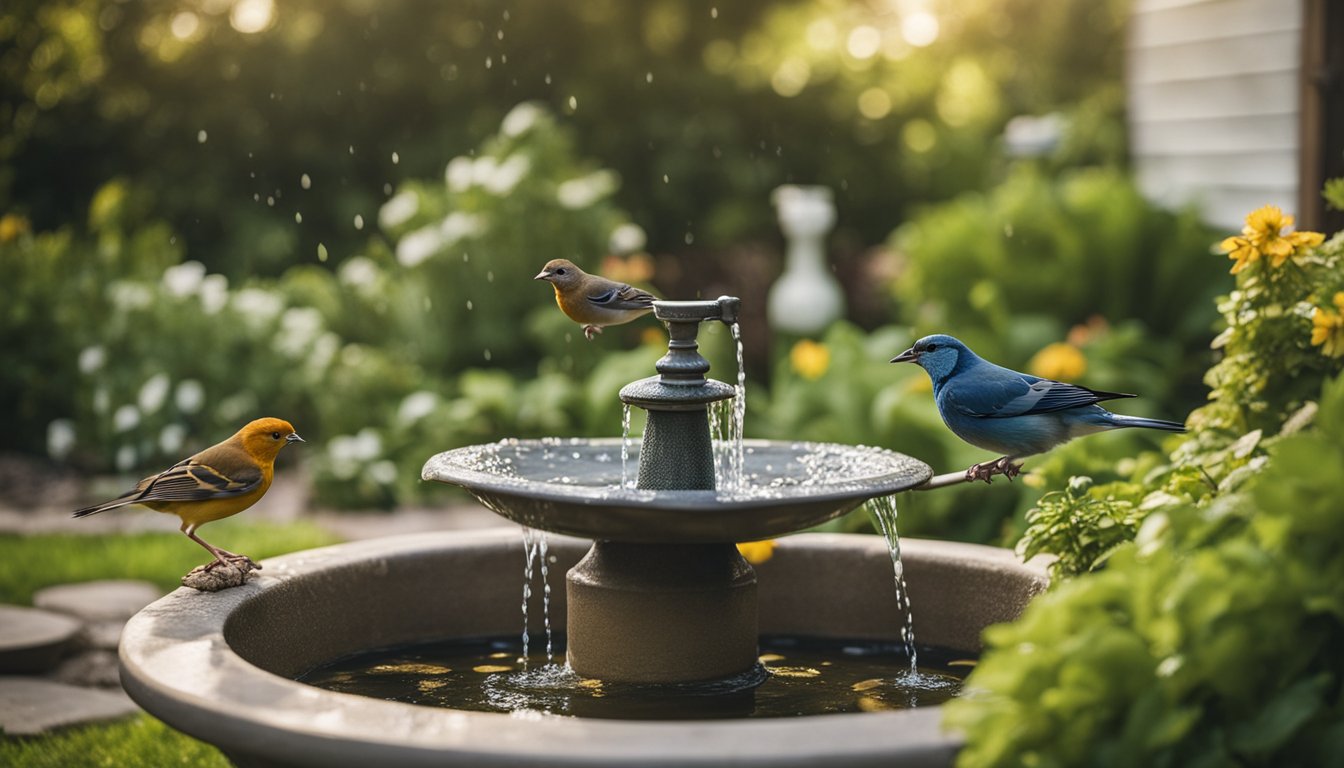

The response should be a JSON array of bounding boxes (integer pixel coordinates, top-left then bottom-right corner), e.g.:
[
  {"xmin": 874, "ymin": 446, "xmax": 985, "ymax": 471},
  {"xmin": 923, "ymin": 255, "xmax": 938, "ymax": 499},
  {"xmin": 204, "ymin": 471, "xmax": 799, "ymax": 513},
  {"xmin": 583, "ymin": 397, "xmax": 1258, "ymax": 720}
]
[
  {"xmin": 0, "ymin": 519, "xmax": 342, "ymax": 604},
  {"xmin": 0, "ymin": 519, "xmax": 344, "ymax": 765}
]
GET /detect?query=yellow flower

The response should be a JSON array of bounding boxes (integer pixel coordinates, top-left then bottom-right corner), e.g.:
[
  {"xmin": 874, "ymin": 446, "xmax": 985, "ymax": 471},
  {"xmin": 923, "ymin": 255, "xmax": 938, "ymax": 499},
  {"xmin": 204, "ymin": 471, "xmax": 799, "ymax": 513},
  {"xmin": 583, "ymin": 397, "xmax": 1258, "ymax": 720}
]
[
  {"xmin": 1311, "ymin": 292, "xmax": 1344, "ymax": 358},
  {"xmin": 736, "ymin": 540, "xmax": 776, "ymax": 564},
  {"xmin": 0, "ymin": 213, "xmax": 29, "ymax": 243},
  {"xmin": 1221, "ymin": 205, "xmax": 1324, "ymax": 274},
  {"xmin": 789, "ymin": 339, "xmax": 830, "ymax": 380},
  {"xmin": 1028, "ymin": 342, "xmax": 1087, "ymax": 381}
]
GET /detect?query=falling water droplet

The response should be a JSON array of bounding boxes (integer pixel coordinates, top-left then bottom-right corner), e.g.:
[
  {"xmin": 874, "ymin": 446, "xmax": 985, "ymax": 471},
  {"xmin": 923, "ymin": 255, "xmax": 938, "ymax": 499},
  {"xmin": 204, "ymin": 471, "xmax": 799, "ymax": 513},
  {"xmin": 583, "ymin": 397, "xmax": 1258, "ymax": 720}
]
[
  {"xmin": 391, "ymin": 151, "xmax": 400, "ymax": 164},
  {"xmin": 266, "ymin": 196, "xmax": 275, "ymax": 207},
  {"xmin": 317, "ymin": 243, "xmax": 328, "ymax": 262},
  {"xmin": 294, "ymin": 212, "xmax": 303, "ymax": 224},
  {"xmin": 663, "ymin": 174, "xmax": 670, "ymax": 183},
  {"xmin": 353, "ymin": 214, "xmax": 364, "ymax": 230},
  {"xmin": 483, "ymin": 348, "xmax": 492, "ymax": 361},
  {"xmin": 711, "ymin": 7, "xmax": 719, "ymax": 18},
  {"xmin": 348, "ymin": 145, "xmax": 355, "ymax": 155},
  {"xmin": 568, "ymin": 95, "xmax": 577, "ymax": 111},
  {"xmin": 466, "ymin": 300, "xmax": 474, "ymax": 311},
  {"xmin": 197, "ymin": 129, "xmax": 207, "ymax": 143},
  {"xmin": 645, "ymin": 72, "xmax": 653, "ymax": 83},
  {"xmin": 301, "ymin": 173, "xmax": 312, "ymax": 190}
]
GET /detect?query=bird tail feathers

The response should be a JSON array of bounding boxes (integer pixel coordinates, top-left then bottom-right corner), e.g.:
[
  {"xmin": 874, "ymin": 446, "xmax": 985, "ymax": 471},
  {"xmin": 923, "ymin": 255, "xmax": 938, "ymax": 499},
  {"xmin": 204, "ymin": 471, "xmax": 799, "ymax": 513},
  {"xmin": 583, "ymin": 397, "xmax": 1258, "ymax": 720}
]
[
  {"xmin": 1109, "ymin": 414, "xmax": 1186, "ymax": 433},
  {"xmin": 72, "ymin": 495, "xmax": 140, "ymax": 518}
]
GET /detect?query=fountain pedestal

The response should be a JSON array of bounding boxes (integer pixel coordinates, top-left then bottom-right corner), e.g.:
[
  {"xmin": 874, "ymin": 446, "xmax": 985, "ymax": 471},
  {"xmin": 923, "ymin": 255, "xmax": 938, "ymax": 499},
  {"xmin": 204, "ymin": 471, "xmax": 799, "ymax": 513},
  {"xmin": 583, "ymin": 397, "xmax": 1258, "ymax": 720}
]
[
  {"xmin": 565, "ymin": 296, "xmax": 756, "ymax": 683},
  {"xmin": 567, "ymin": 541, "xmax": 757, "ymax": 684}
]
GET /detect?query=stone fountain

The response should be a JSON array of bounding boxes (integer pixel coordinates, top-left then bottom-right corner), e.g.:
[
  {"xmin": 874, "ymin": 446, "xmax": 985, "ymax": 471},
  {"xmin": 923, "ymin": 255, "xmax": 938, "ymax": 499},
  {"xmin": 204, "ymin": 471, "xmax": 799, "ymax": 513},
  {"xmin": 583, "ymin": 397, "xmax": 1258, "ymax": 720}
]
[{"xmin": 118, "ymin": 296, "xmax": 1046, "ymax": 767}]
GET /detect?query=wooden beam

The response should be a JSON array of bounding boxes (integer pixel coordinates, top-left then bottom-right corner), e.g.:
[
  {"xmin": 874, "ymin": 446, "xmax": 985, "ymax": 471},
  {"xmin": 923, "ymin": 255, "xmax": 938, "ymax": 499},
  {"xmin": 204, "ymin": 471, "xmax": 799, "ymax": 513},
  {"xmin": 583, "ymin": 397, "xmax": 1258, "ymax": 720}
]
[{"xmin": 1300, "ymin": 0, "xmax": 1344, "ymax": 232}]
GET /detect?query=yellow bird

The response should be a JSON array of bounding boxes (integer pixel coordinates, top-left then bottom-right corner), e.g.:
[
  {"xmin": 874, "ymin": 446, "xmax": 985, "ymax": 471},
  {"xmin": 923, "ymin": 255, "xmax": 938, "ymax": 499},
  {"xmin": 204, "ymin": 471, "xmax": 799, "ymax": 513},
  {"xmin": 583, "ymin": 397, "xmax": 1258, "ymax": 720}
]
[
  {"xmin": 73, "ymin": 417, "xmax": 303, "ymax": 571},
  {"xmin": 534, "ymin": 258, "xmax": 657, "ymax": 340}
]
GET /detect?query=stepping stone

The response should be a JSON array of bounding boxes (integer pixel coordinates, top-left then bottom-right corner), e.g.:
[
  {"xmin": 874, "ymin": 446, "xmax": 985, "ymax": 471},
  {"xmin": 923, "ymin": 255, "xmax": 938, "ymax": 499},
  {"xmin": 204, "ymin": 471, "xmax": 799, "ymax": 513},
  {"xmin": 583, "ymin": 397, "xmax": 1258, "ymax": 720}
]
[
  {"xmin": 32, "ymin": 580, "xmax": 162, "ymax": 623},
  {"xmin": 0, "ymin": 677, "xmax": 139, "ymax": 735},
  {"xmin": 49, "ymin": 649, "xmax": 122, "ymax": 688},
  {"xmin": 0, "ymin": 605, "xmax": 82, "ymax": 674}
]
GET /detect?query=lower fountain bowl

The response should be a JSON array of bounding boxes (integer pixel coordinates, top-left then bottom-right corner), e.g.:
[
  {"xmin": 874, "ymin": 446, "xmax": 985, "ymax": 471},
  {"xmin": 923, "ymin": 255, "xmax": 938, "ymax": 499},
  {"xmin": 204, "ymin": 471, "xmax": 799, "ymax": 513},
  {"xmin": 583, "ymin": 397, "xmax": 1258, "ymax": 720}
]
[{"xmin": 119, "ymin": 528, "xmax": 1046, "ymax": 768}]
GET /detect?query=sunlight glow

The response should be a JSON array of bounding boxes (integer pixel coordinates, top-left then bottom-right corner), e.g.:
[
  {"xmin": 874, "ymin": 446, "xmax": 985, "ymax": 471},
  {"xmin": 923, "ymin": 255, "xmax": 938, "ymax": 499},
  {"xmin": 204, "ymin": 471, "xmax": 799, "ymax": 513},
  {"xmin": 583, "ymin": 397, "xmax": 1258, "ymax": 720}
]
[
  {"xmin": 901, "ymin": 11, "xmax": 940, "ymax": 47},
  {"xmin": 230, "ymin": 0, "xmax": 274, "ymax": 34},
  {"xmin": 846, "ymin": 26, "xmax": 882, "ymax": 60}
]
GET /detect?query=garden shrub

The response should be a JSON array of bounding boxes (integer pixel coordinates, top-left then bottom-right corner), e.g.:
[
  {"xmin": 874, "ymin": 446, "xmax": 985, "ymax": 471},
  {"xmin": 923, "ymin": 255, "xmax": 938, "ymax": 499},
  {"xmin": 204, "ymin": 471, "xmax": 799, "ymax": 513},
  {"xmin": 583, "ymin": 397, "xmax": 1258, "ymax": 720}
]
[{"xmin": 947, "ymin": 371, "xmax": 1344, "ymax": 768}]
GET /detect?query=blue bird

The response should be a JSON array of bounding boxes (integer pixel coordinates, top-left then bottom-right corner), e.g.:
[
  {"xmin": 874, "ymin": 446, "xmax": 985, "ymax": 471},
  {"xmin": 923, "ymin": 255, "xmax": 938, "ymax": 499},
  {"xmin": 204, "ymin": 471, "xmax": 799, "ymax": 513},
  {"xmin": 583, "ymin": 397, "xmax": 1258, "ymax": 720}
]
[{"xmin": 892, "ymin": 334, "xmax": 1186, "ymax": 483}]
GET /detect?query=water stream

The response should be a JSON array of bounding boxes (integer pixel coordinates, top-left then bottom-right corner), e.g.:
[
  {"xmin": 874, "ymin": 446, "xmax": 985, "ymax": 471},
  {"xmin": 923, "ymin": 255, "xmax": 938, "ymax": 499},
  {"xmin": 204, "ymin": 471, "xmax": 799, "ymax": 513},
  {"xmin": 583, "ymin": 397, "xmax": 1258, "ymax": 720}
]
[
  {"xmin": 620, "ymin": 403, "xmax": 633, "ymax": 490},
  {"xmin": 519, "ymin": 527, "xmax": 555, "ymax": 666},
  {"xmin": 867, "ymin": 495, "xmax": 917, "ymax": 673}
]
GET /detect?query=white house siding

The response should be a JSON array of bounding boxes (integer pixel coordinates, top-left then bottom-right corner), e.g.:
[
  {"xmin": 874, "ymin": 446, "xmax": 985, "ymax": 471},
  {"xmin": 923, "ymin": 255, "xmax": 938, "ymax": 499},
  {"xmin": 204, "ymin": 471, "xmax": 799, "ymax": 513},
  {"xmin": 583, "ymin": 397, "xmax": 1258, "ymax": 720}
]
[{"xmin": 1127, "ymin": 0, "xmax": 1303, "ymax": 230}]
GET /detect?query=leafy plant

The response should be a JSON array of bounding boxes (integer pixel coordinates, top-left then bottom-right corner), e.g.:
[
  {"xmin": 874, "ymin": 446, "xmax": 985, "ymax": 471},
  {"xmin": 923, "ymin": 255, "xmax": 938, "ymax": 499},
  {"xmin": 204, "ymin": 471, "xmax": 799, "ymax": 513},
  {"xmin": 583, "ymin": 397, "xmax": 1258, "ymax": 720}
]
[{"xmin": 946, "ymin": 371, "xmax": 1344, "ymax": 767}]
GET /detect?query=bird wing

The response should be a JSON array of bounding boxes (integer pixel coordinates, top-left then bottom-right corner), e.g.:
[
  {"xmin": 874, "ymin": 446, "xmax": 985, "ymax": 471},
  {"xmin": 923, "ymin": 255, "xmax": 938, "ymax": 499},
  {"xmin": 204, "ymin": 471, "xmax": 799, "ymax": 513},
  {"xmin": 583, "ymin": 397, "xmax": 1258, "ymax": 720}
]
[
  {"xmin": 132, "ymin": 446, "xmax": 264, "ymax": 503},
  {"xmin": 587, "ymin": 282, "xmax": 656, "ymax": 312},
  {"xmin": 945, "ymin": 365, "xmax": 1134, "ymax": 419}
]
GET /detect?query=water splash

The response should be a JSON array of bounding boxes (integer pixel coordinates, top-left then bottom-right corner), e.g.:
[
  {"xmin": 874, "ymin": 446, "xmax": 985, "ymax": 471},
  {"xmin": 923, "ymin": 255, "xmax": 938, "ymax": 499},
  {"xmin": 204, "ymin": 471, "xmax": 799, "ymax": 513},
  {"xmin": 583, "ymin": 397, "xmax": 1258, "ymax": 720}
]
[
  {"xmin": 867, "ymin": 495, "xmax": 917, "ymax": 672},
  {"xmin": 519, "ymin": 527, "xmax": 554, "ymax": 667}
]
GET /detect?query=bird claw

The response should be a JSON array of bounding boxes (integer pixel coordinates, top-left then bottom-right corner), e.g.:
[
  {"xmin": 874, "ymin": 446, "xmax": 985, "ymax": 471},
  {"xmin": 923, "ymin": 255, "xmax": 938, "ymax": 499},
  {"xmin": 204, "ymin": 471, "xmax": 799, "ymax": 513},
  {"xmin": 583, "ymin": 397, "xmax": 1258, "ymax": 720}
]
[
  {"xmin": 964, "ymin": 458, "xmax": 1023, "ymax": 484},
  {"xmin": 204, "ymin": 553, "xmax": 261, "ymax": 572},
  {"xmin": 583, "ymin": 325, "xmax": 602, "ymax": 340}
]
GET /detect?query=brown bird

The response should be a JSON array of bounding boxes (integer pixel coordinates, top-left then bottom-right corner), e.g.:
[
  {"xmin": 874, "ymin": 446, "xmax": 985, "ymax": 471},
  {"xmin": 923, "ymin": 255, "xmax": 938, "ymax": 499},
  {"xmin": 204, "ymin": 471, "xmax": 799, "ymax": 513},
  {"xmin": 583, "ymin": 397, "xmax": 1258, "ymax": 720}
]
[
  {"xmin": 534, "ymin": 258, "xmax": 657, "ymax": 340},
  {"xmin": 73, "ymin": 417, "xmax": 303, "ymax": 571}
]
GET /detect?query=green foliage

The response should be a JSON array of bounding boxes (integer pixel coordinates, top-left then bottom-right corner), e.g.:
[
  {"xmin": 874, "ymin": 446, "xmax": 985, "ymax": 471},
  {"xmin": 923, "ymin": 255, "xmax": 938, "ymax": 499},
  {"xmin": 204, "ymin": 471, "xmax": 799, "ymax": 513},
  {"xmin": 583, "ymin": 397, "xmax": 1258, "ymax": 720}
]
[
  {"xmin": 891, "ymin": 166, "xmax": 1222, "ymax": 375},
  {"xmin": 946, "ymin": 372, "xmax": 1344, "ymax": 768},
  {"xmin": 1013, "ymin": 222, "xmax": 1344, "ymax": 577},
  {"xmin": 1324, "ymin": 178, "xmax": 1344, "ymax": 213},
  {"xmin": 0, "ymin": 714, "xmax": 228, "ymax": 766},
  {"xmin": 0, "ymin": 521, "xmax": 340, "ymax": 605},
  {"xmin": 1017, "ymin": 476, "xmax": 1142, "ymax": 579},
  {"xmin": 1, "ymin": 0, "xmax": 1128, "ymax": 269}
]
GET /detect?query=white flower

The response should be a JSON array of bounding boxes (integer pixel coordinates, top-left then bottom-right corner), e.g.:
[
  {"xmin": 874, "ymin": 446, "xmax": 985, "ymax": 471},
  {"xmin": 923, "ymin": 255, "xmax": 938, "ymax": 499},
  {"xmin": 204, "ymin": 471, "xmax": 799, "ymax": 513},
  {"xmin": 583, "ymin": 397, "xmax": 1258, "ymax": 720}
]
[
  {"xmin": 47, "ymin": 419, "xmax": 77, "ymax": 460},
  {"xmin": 199, "ymin": 273, "xmax": 229, "ymax": 314},
  {"xmin": 138, "ymin": 373, "xmax": 171, "ymax": 414},
  {"xmin": 379, "ymin": 190, "xmax": 419, "ymax": 229},
  {"xmin": 175, "ymin": 379, "xmax": 204, "ymax": 413},
  {"xmin": 397, "ymin": 391, "xmax": 439, "ymax": 425},
  {"xmin": 501, "ymin": 102, "xmax": 545, "ymax": 138},
  {"xmin": 307, "ymin": 332, "xmax": 339, "ymax": 375},
  {"xmin": 275, "ymin": 307, "xmax": 325, "ymax": 358},
  {"xmin": 159, "ymin": 423, "xmax": 186, "ymax": 455},
  {"xmin": 440, "ymin": 212, "xmax": 484, "ymax": 246},
  {"xmin": 367, "ymin": 460, "xmax": 398, "ymax": 485},
  {"xmin": 232, "ymin": 288, "xmax": 285, "ymax": 325},
  {"xmin": 113, "ymin": 404, "xmax": 140, "ymax": 432},
  {"xmin": 445, "ymin": 156, "xmax": 474, "ymax": 192},
  {"xmin": 396, "ymin": 224, "xmax": 445, "ymax": 267},
  {"xmin": 481, "ymin": 153, "xmax": 530, "ymax": 195},
  {"xmin": 339, "ymin": 256, "xmax": 380, "ymax": 289},
  {"xmin": 557, "ymin": 170, "xmax": 618, "ymax": 209},
  {"xmin": 609, "ymin": 223, "xmax": 648, "ymax": 255},
  {"xmin": 78, "ymin": 346, "xmax": 106, "ymax": 375},
  {"xmin": 108, "ymin": 281, "xmax": 153, "ymax": 311},
  {"xmin": 163, "ymin": 261, "xmax": 207, "ymax": 297}
]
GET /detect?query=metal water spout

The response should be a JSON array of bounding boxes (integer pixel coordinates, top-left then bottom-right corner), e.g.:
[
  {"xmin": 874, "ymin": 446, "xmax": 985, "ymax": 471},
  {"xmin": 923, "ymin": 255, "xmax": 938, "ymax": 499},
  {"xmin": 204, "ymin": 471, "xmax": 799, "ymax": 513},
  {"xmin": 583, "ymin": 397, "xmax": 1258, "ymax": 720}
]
[{"xmin": 618, "ymin": 296, "xmax": 740, "ymax": 490}]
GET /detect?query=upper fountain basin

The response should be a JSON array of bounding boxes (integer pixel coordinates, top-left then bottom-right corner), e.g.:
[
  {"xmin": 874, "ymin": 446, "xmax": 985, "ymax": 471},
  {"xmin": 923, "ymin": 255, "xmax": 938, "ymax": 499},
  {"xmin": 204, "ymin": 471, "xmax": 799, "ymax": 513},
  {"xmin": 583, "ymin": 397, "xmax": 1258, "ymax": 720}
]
[{"xmin": 422, "ymin": 438, "xmax": 932, "ymax": 543}]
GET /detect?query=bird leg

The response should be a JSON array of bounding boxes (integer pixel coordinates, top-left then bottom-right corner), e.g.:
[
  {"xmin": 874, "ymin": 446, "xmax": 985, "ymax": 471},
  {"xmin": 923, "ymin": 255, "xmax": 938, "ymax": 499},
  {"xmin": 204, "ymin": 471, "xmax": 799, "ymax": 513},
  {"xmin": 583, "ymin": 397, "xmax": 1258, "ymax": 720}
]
[
  {"xmin": 182, "ymin": 523, "xmax": 261, "ymax": 571},
  {"xmin": 583, "ymin": 324, "xmax": 603, "ymax": 340},
  {"xmin": 965, "ymin": 457, "xmax": 1024, "ymax": 484}
]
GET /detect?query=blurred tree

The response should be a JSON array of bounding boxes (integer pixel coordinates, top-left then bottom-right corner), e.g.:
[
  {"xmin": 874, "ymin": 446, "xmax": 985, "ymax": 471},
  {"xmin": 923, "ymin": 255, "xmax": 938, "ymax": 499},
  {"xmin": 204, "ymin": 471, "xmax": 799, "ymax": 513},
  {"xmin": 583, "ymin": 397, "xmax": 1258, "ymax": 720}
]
[{"xmin": 2, "ymin": 0, "xmax": 1128, "ymax": 281}]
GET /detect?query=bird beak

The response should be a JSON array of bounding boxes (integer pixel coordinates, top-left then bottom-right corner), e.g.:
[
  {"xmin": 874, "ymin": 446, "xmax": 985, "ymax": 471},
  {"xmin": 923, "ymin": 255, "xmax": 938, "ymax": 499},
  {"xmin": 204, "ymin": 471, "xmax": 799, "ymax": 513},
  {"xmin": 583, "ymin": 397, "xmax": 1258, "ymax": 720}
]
[
  {"xmin": 534, "ymin": 269, "xmax": 551, "ymax": 281},
  {"xmin": 890, "ymin": 347, "xmax": 919, "ymax": 364},
  {"xmin": 286, "ymin": 432, "xmax": 305, "ymax": 444}
]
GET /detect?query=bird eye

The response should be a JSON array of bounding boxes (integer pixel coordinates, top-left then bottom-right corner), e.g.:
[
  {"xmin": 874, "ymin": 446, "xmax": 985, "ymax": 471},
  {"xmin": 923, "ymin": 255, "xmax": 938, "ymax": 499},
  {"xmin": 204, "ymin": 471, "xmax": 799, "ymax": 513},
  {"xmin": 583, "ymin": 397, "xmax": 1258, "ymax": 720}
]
[
  {"xmin": 926, "ymin": 343, "xmax": 939, "ymax": 352},
  {"xmin": 271, "ymin": 431, "xmax": 281, "ymax": 440},
  {"xmin": 555, "ymin": 268, "xmax": 567, "ymax": 275}
]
